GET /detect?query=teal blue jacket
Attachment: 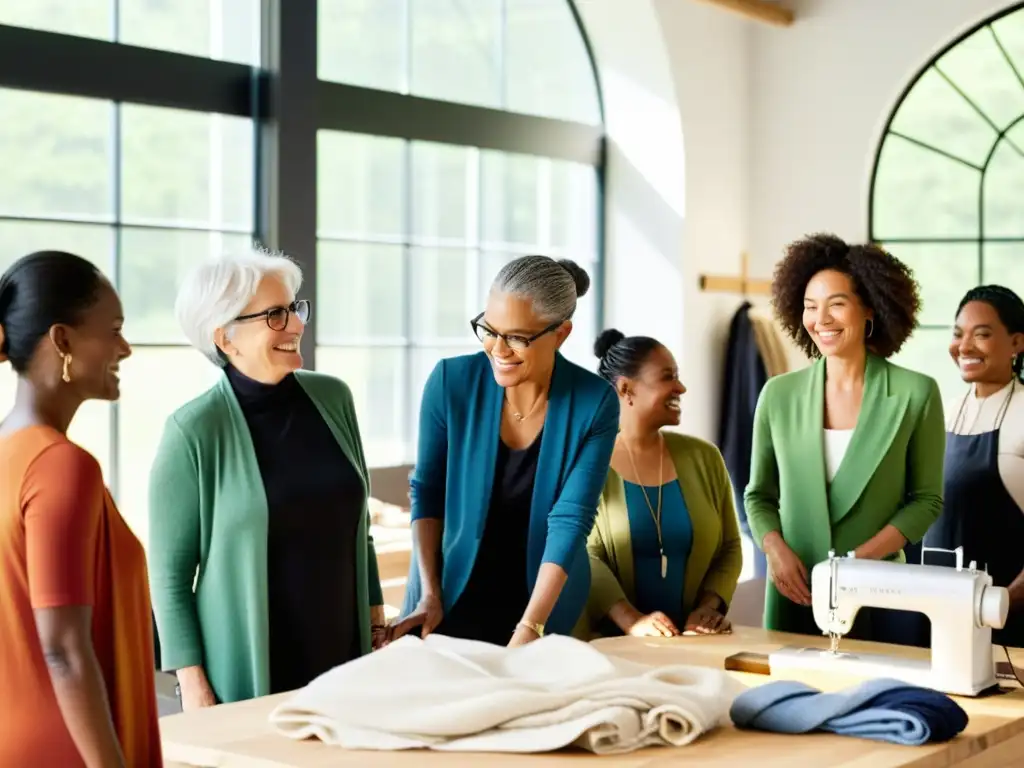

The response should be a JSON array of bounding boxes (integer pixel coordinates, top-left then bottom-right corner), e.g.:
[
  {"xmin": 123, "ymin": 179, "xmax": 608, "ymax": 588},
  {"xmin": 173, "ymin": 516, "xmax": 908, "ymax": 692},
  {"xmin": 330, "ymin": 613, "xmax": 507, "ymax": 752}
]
[
  {"xmin": 400, "ymin": 351, "xmax": 619, "ymax": 635},
  {"xmin": 148, "ymin": 370, "xmax": 383, "ymax": 704}
]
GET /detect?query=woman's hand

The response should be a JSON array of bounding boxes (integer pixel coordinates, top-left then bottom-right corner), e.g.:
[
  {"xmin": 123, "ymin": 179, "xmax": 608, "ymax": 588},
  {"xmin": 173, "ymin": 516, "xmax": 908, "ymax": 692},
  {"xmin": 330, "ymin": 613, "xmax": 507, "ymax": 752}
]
[
  {"xmin": 763, "ymin": 532, "xmax": 811, "ymax": 606},
  {"xmin": 627, "ymin": 610, "xmax": 680, "ymax": 637},
  {"xmin": 176, "ymin": 666, "xmax": 217, "ymax": 711},
  {"xmin": 608, "ymin": 600, "xmax": 679, "ymax": 637},
  {"xmin": 370, "ymin": 604, "xmax": 388, "ymax": 650},
  {"xmin": 508, "ymin": 624, "xmax": 542, "ymax": 648},
  {"xmin": 385, "ymin": 592, "xmax": 444, "ymax": 644},
  {"xmin": 683, "ymin": 605, "xmax": 731, "ymax": 635}
]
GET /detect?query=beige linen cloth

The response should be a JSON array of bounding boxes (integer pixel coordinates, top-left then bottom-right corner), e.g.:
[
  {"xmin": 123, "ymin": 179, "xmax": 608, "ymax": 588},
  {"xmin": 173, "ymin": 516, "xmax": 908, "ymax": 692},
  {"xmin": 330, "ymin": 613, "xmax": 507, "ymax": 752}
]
[{"xmin": 269, "ymin": 633, "xmax": 742, "ymax": 754}]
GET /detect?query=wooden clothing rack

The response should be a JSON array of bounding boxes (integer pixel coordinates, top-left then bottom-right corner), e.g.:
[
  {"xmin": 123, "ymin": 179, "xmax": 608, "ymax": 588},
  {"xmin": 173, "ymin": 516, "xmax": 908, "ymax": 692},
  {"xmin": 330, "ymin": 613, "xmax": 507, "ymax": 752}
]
[{"xmin": 698, "ymin": 252, "xmax": 772, "ymax": 297}]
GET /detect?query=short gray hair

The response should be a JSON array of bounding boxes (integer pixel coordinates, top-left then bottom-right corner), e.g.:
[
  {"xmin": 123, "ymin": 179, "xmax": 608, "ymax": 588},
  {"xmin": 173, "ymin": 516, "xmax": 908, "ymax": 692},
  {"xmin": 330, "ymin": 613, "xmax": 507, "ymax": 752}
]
[
  {"xmin": 175, "ymin": 244, "xmax": 303, "ymax": 366},
  {"xmin": 490, "ymin": 255, "xmax": 591, "ymax": 323}
]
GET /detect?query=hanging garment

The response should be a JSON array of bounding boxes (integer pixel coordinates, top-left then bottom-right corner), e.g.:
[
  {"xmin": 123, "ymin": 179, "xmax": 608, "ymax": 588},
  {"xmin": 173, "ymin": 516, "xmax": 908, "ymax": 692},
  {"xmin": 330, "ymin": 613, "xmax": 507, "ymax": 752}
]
[
  {"xmin": 748, "ymin": 311, "xmax": 789, "ymax": 379},
  {"xmin": 718, "ymin": 302, "xmax": 770, "ymax": 578},
  {"xmin": 270, "ymin": 633, "xmax": 741, "ymax": 754},
  {"xmin": 923, "ymin": 387, "xmax": 1024, "ymax": 648},
  {"xmin": 730, "ymin": 678, "xmax": 968, "ymax": 746}
]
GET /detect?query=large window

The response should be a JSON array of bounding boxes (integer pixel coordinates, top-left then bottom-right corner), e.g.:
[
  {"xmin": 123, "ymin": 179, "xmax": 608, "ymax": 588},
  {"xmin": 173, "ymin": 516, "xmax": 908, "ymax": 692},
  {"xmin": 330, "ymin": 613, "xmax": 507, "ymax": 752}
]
[
  {"xmin": 315, "ymin": 133, "xmax": 599, "ymax": 464},
  {"xmin": 869, "ymin": 4, "xmax": 1024, "ymax": 400},
  {"xmin": 0, "ymin": 87, "xmax": 254, "ymax": 548},
  {"xmin": 0, "ymin": 0, "xmax": 260, "ymax": 63},
  {"xmin": 314, "ymin": 0, "xmax": 603, "ymax": 466},
  {"xmin": 0, "ymin": 0, "xmax": 604, "ymax": 542},
  {"xmin": 318, "ymin": 0, "xmax": 601, "ymax": 125}
]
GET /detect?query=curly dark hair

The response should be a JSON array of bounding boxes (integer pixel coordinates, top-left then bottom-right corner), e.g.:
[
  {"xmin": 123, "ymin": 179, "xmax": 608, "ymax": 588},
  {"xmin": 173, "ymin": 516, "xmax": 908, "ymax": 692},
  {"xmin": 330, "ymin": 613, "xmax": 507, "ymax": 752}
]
[{"xmin": 771, "ymin": 233, "xmax": 921, "ymax": 359}]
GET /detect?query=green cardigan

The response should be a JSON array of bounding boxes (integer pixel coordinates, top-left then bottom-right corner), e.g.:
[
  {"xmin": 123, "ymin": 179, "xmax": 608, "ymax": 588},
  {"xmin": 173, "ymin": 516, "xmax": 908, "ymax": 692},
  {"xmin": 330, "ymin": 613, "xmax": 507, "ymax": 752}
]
[
  {"xmin": 147, "ymin": 369, "xmax": 383, "ymax": 703},
  {"xmin": 585, "ymin": 432, "xmax": 743, "ymax": 636},
  {"xmin": 744, "ymin": 354, "xmax": 944, "ymax": 632}
]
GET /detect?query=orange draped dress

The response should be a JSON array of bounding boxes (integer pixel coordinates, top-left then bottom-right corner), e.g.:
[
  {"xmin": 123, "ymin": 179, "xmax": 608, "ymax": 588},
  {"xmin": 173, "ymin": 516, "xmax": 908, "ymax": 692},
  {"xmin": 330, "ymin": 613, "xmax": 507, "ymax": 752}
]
[{"xmin": 0, "ymin": 425, "xmax": 163, "ymax": 766}]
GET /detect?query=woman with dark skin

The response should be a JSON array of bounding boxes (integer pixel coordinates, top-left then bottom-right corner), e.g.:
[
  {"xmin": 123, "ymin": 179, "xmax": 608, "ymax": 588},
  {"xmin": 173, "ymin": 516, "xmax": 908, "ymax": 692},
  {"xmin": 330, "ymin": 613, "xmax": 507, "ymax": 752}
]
[
  {"xmin": 0, "ymin": 252, "xmax": 161, "ymax": 767},
  {"xmin": 745, "ymin": 234, "xmax": 944, "ymax": 643},
  {"xmin": 923, "ymin": 286, "xmax": 1024, "ymax": 647},
  {"xmin": 389, "ymin": 255, "xmax": 619, "ymax": 647},
  {"xmin": 586, "ymin": 330, "xmax": 743, "ymax": 639}
]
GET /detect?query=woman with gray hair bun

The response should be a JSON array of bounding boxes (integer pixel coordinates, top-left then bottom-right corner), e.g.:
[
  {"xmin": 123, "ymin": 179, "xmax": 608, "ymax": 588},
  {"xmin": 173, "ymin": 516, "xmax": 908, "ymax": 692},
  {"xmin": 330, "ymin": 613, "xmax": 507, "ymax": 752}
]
[
  {"xmin": 387, "ymin": 254, "xmax": 619, "ymax": 648},
  {"xmin": 148, "ymin": 245, "xmax": 384, "ymax": 711}
]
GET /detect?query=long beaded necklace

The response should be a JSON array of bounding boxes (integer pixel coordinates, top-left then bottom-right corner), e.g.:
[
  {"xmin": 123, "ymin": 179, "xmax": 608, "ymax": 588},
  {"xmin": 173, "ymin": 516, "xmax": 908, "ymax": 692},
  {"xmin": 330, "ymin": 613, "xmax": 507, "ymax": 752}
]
[{"xmin": 622, "ymin": 432, "xmax": 667, "ymax": 578}]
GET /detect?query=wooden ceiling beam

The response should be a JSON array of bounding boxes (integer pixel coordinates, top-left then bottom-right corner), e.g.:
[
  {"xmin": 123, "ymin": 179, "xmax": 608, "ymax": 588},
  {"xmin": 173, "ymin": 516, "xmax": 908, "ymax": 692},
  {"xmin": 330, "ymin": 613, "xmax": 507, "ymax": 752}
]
[{"xmin": 691, "ymin": 0, "xmax": 795, "ymax": 27}]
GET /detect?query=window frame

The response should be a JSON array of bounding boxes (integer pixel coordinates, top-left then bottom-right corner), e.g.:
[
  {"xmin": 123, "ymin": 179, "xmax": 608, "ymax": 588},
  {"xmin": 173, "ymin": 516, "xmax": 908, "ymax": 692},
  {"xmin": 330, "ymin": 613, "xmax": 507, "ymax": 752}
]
[
  {"xmin": 868, "ymin": 2, "xmax": 1024, "ymax": 339},
  {"xmin": 0, "ymin": 0, "xmax": 605, "ymax": 484}
]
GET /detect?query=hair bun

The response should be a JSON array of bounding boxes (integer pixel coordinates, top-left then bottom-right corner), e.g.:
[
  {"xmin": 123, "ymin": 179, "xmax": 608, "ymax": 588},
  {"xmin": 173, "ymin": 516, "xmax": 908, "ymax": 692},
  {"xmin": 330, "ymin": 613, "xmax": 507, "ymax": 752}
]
[
  {"xmin": 557, "ymin": 258, "xmax": 591, "ymax": 299},
  {"xmin": 593, "ymin": 328, "xmax": 625, "ymax": 359}
]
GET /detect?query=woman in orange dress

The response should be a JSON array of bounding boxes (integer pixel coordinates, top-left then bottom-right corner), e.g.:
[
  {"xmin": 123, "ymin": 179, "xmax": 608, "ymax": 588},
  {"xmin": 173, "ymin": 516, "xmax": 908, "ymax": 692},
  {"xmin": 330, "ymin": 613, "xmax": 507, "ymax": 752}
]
[{"xmin": 0, "ymin": 251, "xmax": 162, "ymax": 767}]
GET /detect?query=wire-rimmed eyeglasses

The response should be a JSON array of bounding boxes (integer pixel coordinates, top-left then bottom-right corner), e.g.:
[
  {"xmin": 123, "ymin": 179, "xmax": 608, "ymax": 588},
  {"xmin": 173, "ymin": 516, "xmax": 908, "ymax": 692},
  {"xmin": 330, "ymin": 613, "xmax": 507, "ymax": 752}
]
[{"xmin": 235, "ymin": 299, "xmax": 311, "ymax": 331}]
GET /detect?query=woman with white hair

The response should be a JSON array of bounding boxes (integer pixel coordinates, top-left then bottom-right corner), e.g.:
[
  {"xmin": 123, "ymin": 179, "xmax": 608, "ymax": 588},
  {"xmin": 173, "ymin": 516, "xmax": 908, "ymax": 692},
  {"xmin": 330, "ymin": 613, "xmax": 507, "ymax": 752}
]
[
  {"xmin": 388, "ymin": 254, "xmax": 619, "ymax": 648},
  {"xmin": 148, "ymin": 246, "xmax": 384, "ymax": 710}
]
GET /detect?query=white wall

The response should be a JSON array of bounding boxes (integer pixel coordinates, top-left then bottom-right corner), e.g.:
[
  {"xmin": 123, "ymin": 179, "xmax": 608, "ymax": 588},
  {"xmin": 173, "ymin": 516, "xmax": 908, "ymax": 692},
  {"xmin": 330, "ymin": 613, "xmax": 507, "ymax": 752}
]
[
  {"xmin": 585, "ymin": 0, "xmax": 1021, "ymax": 444},
  {"xmin": 749, "ymin": 0, "xmax": 1016, "ymax": 276},
  {"xmin": 578, "ymin": 0, "xmax": 753, "ymax": 442}
]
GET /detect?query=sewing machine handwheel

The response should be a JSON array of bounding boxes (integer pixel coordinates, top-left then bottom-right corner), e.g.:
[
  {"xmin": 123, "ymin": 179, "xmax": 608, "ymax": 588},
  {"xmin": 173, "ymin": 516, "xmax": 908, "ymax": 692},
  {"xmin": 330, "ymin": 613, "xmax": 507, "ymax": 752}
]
[{"xmin": 980, "ymin": 586, "xmax": 1009, "ymax": 630}]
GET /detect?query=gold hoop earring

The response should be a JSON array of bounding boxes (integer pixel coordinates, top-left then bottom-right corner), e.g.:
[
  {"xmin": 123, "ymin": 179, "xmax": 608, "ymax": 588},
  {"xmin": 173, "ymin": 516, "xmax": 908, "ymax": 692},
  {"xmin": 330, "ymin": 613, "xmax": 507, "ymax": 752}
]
[
  {"xmin": 865, "ymin": 319, "xmax": 874, "ymax": 338},
  {"xmin": 62, "ymin": 353, "xmax": 72, "ymax": 383}
]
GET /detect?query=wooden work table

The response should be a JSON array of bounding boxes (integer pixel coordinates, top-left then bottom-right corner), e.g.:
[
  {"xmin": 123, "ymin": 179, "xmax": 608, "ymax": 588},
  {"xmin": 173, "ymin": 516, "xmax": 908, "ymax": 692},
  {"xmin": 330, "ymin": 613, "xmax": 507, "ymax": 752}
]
[{"xmin": 160, "ymin": 626, "xmax": 1024, "ymax": 767}]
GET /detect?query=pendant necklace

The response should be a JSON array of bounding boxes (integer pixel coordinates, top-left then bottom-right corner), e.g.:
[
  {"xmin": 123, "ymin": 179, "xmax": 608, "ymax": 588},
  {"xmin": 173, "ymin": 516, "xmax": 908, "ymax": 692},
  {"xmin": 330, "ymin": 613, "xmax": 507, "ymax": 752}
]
[
  {"xmin": 506, "ymin": 390, "xmax": 546, "ymax": 422},
  {"xmin": 623, "ymin": 433, "xmax": 667, "ymax": 578}
]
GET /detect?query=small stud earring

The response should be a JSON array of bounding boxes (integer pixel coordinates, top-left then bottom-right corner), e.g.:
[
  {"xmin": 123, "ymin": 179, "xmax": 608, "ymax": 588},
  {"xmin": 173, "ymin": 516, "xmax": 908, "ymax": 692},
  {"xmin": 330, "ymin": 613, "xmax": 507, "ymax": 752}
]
[{"xmin": 61, "ymin": 353, "xmax": 72, "ymax": 384}]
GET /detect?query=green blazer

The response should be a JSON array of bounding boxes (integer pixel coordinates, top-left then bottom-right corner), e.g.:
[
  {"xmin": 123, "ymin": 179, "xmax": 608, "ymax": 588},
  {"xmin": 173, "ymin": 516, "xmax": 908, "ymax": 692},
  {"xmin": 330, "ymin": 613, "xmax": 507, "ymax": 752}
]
[
  {"xmin": 586, "ymin": 432, "xmax": 743, "ymax": 636},
  {"xmin": 744, "ymin": 354, "xmax": 944, "ymax": 632},
  {"xmin": 147, "ymin": 369, "xmax": 383, "ymax": 704}
]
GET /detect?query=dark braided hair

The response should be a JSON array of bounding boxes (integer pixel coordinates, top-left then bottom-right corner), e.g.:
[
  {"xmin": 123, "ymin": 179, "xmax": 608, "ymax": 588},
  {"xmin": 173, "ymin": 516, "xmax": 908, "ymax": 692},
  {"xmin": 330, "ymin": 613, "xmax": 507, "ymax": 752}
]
[
  {"xmin": 594, "ymin": 329, "xmax": 662, "ymax": 384},
  {"xmin": 957, "ymin": 285, "xmax": 1024, "ymax": 383}
]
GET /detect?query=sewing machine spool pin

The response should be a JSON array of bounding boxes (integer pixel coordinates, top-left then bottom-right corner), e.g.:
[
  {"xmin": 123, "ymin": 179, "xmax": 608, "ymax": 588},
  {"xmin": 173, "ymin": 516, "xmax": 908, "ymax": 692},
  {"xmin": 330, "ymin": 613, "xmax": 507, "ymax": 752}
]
[
  {"xmin": 769, "ymin": 551, "xmax": 1010, "ymax": 697},
  {"xmin": 826, "ymin": 550, "xmax": 841, "ymax": 655}
]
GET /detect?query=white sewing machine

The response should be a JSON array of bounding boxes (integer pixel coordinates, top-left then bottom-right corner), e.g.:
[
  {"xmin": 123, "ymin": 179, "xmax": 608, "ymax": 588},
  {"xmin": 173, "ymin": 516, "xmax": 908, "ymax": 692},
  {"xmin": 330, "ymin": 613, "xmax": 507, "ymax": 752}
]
[{"xmin": 768, "ymin": 549, "xmax": 1009, "ymax": 697}]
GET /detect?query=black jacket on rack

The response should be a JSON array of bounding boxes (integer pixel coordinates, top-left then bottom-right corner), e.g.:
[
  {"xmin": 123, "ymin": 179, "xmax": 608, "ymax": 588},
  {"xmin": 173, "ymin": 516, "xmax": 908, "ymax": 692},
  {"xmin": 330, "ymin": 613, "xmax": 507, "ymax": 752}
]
[{"xmin": 717, "ymin": 301, "xmax": 769, "ymax": 578}]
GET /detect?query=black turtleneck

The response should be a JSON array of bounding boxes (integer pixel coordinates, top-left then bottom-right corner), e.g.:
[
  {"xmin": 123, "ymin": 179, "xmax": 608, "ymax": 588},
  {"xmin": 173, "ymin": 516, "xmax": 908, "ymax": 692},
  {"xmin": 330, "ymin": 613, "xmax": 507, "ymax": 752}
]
[{"xmin": 226, "ymin": 364, "xmax": 365, "ymax": 693}]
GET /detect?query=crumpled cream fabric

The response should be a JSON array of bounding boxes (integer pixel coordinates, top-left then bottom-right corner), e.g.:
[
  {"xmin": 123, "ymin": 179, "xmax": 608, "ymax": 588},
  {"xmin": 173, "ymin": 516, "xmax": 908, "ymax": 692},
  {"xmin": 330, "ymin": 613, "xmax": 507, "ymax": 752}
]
[{"xmin": 269, "ymin": 633, "xmax": 742, "ymax": 754}]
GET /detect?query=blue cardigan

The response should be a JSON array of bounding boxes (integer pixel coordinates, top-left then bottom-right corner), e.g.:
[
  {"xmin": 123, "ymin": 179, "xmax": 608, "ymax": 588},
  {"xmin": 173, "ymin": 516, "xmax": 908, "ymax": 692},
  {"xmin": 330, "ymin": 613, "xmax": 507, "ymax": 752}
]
[{"xmin": 400, "ymin": 351, "xmax": 619, "ymax": 635}]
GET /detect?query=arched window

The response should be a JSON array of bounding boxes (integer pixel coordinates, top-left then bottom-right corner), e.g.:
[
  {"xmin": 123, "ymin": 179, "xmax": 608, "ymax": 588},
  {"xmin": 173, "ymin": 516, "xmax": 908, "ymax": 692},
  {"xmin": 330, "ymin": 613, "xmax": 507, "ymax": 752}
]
[
  {"xmin": 0, "ymin": 1, "xmax": 604, "ymax": 543},
  {"xmin": 869, "ymin": 3, "xmax": 1024, "ymax": 400},
  {"xmin": 314, "ymin": 0, "xmax": 605, "ymax": 464}
]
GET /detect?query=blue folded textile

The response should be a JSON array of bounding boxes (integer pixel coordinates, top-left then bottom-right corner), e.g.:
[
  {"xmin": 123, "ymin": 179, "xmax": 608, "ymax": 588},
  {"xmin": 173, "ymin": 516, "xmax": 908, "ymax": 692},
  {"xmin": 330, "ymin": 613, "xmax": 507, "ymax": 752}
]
[{"xmin": 729, "ymin": 678, "xmax": 968, "ymax": 746}]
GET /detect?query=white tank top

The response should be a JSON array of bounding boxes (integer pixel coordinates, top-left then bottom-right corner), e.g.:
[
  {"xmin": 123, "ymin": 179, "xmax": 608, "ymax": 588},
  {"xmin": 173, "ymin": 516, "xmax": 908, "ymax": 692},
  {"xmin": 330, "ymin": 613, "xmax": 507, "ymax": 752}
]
[{"xmin": 823, "ymin": 428, "xmax": 854, "ymax": 483}]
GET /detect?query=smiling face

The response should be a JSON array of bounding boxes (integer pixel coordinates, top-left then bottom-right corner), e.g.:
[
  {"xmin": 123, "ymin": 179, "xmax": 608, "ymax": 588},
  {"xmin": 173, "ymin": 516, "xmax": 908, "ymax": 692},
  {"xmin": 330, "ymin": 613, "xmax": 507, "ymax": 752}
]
[
  {"xmin": 619, "ymin": 344, "xmax": 686, "ymax": 429},
  {"xmin": 802, "ymin": 269, "xmax": 873, "ymax": 358},
  {"xmin": 53, "ymin": 278, "xmax": 132, "ymax": 401},
  {"xmin": 478, "ymin": 291, "xmax": 569, "ymax": 388},
  {"xmin": 950, "ymin": 300, "xmax": 1023, "ymax": 387},
  {"xmin": 217, "ymin": 274, "xmax": 305, "ymax": 384}
]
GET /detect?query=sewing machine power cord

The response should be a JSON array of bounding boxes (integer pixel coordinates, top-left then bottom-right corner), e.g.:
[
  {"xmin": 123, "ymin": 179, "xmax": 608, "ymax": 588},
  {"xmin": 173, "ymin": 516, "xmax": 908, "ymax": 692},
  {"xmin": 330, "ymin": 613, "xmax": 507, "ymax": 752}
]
[{"xmin": 1000, "ymin": 644, "xmax": 1024, "ymax": 687}]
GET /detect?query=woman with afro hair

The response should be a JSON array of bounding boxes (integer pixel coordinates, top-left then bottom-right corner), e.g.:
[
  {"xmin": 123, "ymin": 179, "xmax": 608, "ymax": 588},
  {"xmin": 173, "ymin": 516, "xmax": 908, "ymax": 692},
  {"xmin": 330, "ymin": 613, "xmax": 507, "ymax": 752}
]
[
  {"xmin": 744, "ymin": 233, "xmax": 944, "ymax": 643},
  {"xmin": 923, "ymin": 285, "xmax": 1024, "ymax": 648}
]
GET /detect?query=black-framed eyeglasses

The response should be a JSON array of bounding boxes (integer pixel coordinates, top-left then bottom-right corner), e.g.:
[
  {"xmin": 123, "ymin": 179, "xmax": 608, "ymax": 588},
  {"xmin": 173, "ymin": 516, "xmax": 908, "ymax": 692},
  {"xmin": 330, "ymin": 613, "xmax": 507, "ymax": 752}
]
[
  {"xmin": 470, "ymin": 312, "xmax": 564, "ymax": 350},
  {"xmin": 235, "ymin": 299, "xmax": 311, "ymax": 331}
]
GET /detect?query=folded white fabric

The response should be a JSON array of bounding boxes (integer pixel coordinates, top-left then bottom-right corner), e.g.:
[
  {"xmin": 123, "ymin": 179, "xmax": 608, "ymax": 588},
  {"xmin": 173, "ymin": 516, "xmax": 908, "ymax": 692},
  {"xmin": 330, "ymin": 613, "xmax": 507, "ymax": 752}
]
[{"xmin": 269, "ymin": 633, "xmax": 742, "ymax": 754}]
